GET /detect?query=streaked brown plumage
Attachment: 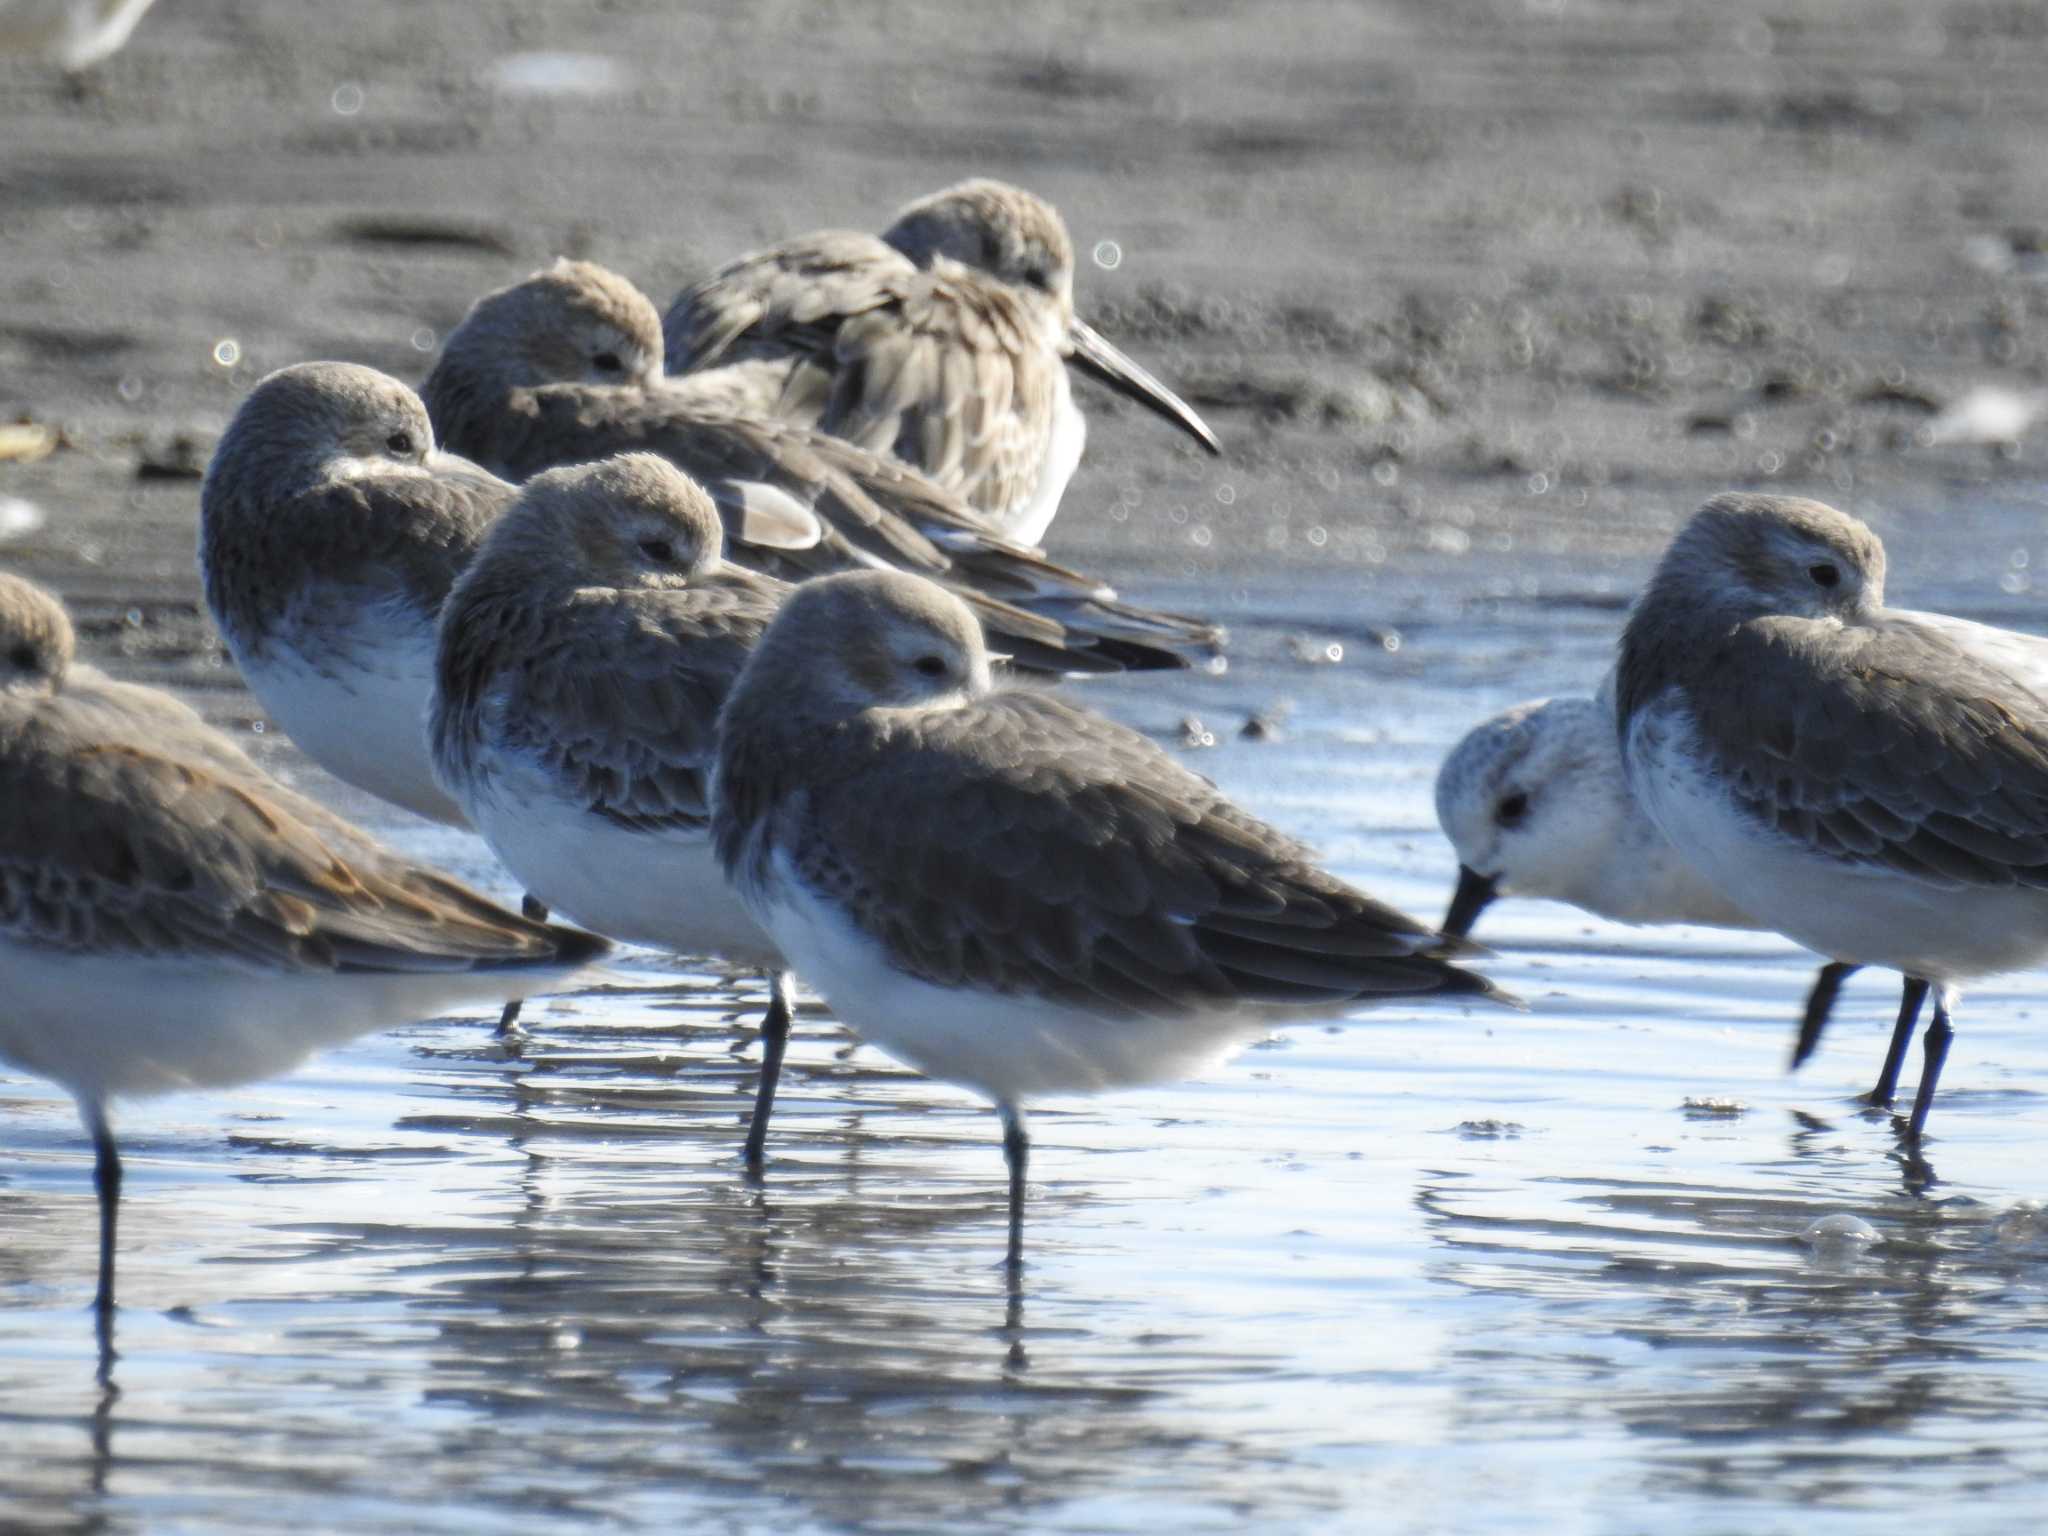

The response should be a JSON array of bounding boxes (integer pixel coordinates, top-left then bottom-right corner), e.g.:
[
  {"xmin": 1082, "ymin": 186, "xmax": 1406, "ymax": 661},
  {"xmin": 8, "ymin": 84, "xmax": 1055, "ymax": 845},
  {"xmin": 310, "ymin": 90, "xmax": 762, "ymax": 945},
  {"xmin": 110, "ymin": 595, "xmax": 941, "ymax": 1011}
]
[
  {"xmin": 423, "ymin": 258, "xmax": 1222, "ymax": 675},
  {"xmin": 664, "ymin": 179, "xmax": 1221, "ymax": 542}
]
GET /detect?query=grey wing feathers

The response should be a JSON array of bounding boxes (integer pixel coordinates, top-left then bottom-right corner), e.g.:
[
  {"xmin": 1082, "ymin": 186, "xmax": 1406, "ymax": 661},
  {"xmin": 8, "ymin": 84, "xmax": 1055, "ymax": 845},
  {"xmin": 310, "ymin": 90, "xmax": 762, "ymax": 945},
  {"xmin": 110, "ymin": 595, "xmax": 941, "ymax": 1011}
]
[
  {"xmin": 1696, "ymin": 617, "xmax": 2048, "ymax": 886},
  {"xmin": 510, "ymin": 387, "xmax": 1221, "ymax": 674},
  {"xmin": 496, "ymin": 587, "xmax": 775, "ymax": 832},
  {"xmin": 795, "ymin": 693, "xmax": 1495, "ymax": 1017},
  {"xmin": 0, "ymin": 713, "xmax": 594, "ymax": 970}
]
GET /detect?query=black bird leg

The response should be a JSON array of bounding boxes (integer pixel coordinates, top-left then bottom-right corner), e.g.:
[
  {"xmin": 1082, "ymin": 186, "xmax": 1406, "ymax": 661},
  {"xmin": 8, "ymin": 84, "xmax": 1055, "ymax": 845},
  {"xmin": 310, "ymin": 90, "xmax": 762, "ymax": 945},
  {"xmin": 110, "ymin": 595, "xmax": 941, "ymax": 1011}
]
[
  {"xmin": 1000, "ymin": 1102, "xmax": 1030, "ymax": 1272},
  {"xmin": 85, "ymin": 1100, "xmax": 121, "ymax": 1321},
  {"xmin": 1867, "ymin": 977, "xmax": 1929, "ymax": 1108},
  {"xmin": 1904, "ymin": 990, "xmax": 1952, "ymax": 1142},
  {"xmin": 743, "ymin": 971, "xmax": 795, "ymax": 1170},
  {"xmin": 494, "ymin": 894, "xmax": 551, "ymax": 1035}
]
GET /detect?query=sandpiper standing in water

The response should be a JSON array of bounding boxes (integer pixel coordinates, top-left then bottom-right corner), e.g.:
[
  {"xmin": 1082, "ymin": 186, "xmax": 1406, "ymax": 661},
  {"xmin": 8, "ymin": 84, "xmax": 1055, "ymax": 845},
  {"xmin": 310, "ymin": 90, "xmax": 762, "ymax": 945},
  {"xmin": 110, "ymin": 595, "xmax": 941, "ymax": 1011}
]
[
  {"xmin": 0, "ymin": 572, "xmax": 607, "ymax": 1340},
  {"xmin": 1617, "ymin": 492, "xmax": 2048, "ymax": 1141},
  {"xmin": 430, "ymin": 453, "xmax": 798, "ymax": 1163},
  {"xmin": 713, "ymin": 569, "xmax": 1503, "ymax": 1266}
]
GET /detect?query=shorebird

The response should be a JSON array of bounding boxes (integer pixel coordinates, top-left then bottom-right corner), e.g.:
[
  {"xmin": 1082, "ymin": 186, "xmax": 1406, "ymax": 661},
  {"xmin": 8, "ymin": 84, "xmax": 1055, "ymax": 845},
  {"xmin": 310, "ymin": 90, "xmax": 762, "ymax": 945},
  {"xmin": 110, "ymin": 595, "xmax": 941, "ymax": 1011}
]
[
  {"xmin": 712, "ymin": 569, "xmax": 1504, "ymax": 1264},
  {"xmin": 1434, "ymin": 685, "xmax": 1927, "ymax": 1101},
  {"xmin": 201, "ymin": 362, "xmax": 514, "ymax": 829},
  {"xmin": 0, "ymin": 572, "xmax": 608, "ymax": 1328},
  {"xmin": 431, "ymin": 453, "xmax": 794, "ymax": 1163},
  {"xmin": 1616, "ymin": 491, "xmax": 2048, "ymax": 1140},
  {"xmin": 663, "ymin": 177, "xmax": 1222, "ymax": 544},
  {"xmin": 422, "ymin": 258, "xmax": 1221, "ymax": 675}
]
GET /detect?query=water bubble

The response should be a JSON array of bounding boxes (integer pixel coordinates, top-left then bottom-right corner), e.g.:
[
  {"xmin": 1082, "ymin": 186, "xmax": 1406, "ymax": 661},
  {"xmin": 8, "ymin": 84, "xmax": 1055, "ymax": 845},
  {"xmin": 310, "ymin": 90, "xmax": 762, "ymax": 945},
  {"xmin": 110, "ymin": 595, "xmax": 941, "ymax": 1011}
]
[
  {"xmin": 1758, "ymin": 450, "xmax": 1783, "ymax": 474},
  {"xmin": 331, "ymin": 82, "xmax": 365, "ymax": 116},
  {"xmin": 117, "ymin": 375, "xmax": 144, "ymax": 402},
  {"xmin": 2010, "ymin": 547, "xmax": 2029, "ymax": 569},
  {"xmin": 1801, "ymin": 1212, "xmax": 1881, "ymax": 1257},
  {"xmin": 212, "ymin": 338, "xmax": 241, "ymax": 368},
  {"xmin": 251, "ymin": 720, "xmax": 267, "ymax": 735},
  {"xmin": 1190, "ymin": 525, "xmax": 1212, "ymax": 548},
  {"xmin": 2000, "ymin": 570, "xmax": 2030, "ymax": 595},
  {"xmin": 0, "ymin": 496, "xmax": 45, "ymax": 542},
  {"xmin": 1091, "ymin": 240, "xmax": 1122, "ymax": 271},
  {"xmin": 1306, "ymin": 526, "xmax": 1328, "ymax": 548},
  {"xmin": 1526, "ymin": 472, "xmax": 1550, "ymax": 496},
  {"xmin": 1371, "ymin": 459, "xmax": 1399, "ymax": 487},
  {"xmin": 411, "ymin": 327, "xmax": 437, "ymax": 353},
  {"xmin": 1214, "ymin": 483, "xmax": 1235, "ymax": 505}
]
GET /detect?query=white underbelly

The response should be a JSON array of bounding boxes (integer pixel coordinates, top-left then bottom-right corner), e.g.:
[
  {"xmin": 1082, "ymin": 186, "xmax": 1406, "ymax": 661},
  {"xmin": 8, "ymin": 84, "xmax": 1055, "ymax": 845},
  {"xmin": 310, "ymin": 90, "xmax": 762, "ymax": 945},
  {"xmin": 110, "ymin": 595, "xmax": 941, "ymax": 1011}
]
[
  {"xmin": 469, "ymin": 779, "xmax": 777, "ymax": 967},
  {"xmin": 0, "ymin": 937, "xmax": 577, "ymax": 1101},
  {"xmin": 1003, "ymin": 380, "xmax": 1085, "ymax": 547},
  {"xmin": 235, "ymin": 635, "xmax": 466, "ymax": 827},
  {"xmin": 1629, "ymin": 704, "xmax": 2048, "ymax": 982},
  {"xmin": 749, "ymin": 852, "xmax": 1265, "ymax": 1104}
]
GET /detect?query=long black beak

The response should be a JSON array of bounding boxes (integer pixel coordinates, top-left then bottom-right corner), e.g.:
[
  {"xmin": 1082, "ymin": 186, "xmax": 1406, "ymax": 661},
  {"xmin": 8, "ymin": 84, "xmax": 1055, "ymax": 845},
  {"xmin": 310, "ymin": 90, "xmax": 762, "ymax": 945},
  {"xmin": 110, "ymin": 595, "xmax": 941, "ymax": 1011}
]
[
  {"xmin": 1067, "ymin": 319, "xmax": 1222, "ymax": 456},
  {"xmin": 1440, "ymin": 865, "xmax": 1500, "ymax": 940}
]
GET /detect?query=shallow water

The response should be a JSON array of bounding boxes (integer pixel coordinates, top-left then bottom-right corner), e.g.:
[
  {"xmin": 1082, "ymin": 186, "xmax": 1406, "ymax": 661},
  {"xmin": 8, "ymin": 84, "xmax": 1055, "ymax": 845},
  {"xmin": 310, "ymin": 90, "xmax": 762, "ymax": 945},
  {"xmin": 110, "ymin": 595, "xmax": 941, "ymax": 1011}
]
[{"xmin": 5, "ymin": 531, "xmax": 2048, "ymax": 1535}]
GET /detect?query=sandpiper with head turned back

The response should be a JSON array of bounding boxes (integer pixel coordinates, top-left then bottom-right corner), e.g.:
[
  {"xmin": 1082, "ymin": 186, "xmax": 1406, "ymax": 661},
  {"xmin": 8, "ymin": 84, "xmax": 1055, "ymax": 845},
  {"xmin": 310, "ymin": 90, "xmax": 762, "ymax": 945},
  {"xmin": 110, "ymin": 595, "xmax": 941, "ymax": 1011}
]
[
  {"xmin": 665, "ymin": 177, "xmax": 1222, "ymax": 545},
  {"xmin": 200, "ymin": 360, "xmax": 516, "ymax": 828},
  {"xmin": 0, "ymin": 572, "xmax": 607, "ymax": 1334},
  {"xmin": 431, "ymin": 452, "xmax": 797, "ymax": 1162},
  {"xmin": 712, "ymin": 568, "xmax": 1505, "ymax": 1265},
  {"xmin": 1617, "ymin": 491, "xmax": 2048, "ymax": 1141}
]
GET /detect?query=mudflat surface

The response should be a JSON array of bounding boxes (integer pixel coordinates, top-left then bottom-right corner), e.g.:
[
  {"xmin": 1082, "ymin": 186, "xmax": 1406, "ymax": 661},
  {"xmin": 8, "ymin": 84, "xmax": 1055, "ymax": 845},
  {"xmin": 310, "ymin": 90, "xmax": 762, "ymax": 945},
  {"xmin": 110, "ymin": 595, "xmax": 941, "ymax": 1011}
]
[{"xmin": 4, "ymin": 3, "xmax": 2048, "ymax": 1533}]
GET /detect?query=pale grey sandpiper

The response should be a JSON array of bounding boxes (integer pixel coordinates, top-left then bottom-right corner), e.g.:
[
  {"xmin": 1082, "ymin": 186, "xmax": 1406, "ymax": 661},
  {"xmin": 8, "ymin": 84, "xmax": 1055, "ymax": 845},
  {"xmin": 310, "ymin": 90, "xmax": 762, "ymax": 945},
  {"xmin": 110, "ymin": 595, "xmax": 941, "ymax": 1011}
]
[
  {"xmin": 201, "ymin": 361, "xmax": 515, "ymax": 829},
  {"xmin": 429, "ymin": 452, "xmax": 797, "ymax": 1164},
  {"xmin": 1617, "ymin": 491, "xmax": 2048, "ymax": 1141},
  {"xmin": 663, "ymin": 176, "xmax": 1222, "ymax": 545},
  {"xmin": 1434, "ymin": 683, "xmax": 1928, "ymax": 1099},
  {"xmin": 712, "ymin": 568, "xmax": 1505, "ymax": 1265},
  {"xmin": 0, "ymin": 571, "xmax": 608, "ymax": 1330},
  {"xmin": 202, "ymin": 362, "xmax": 557, "ymax": 1032},
  {"xmin": 421, "ymin": 258, "xmax": 1222, "ymax": 675}
]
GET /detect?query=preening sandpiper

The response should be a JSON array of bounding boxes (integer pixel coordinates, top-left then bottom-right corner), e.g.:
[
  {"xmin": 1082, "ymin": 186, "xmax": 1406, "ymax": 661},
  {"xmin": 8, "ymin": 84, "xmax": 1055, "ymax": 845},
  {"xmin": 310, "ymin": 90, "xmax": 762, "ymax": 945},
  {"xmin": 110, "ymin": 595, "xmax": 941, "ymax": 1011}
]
[{"xmin": 664, "ymin": 177, "xmax": 1221, "ymax": 544}]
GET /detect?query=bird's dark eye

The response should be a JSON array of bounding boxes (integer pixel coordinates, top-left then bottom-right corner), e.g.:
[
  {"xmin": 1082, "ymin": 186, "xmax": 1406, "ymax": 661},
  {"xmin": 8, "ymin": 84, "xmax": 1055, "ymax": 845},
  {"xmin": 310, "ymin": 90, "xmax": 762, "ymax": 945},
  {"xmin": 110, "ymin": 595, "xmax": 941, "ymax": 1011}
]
[
  {"xmin": 386, "ymin": 430, "xmax": 415, "ymax": 455},
  {"xmin": 7, "ymin": 643, "xmax": 36, "ymax": 670},
  {"xmin": 639, "ymin": 539, "xmax": 676, "ymax": 563},
  {"xmin": 913, "ymin": 655, "xmax": 948, "ymax": 678},
  {"xmin": 1809, "ymin": 562, "xmax": 1840, "ymax": 588},
  {"xmin": 1496, "ymin": 791, "xmax": 1529, "ymax": 827},
  {"xmin": 593, "ymin": 351, "xmax": 624, "ymax": 373}
]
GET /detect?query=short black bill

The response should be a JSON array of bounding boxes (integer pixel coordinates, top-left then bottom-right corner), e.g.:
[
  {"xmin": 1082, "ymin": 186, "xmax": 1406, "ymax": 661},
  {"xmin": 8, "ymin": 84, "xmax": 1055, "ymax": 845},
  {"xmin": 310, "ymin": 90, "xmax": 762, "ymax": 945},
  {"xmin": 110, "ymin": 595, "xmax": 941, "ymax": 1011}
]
[{"xmin": 1440, "ymin": 865, "xmax": 1500, "ymax": 940}]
